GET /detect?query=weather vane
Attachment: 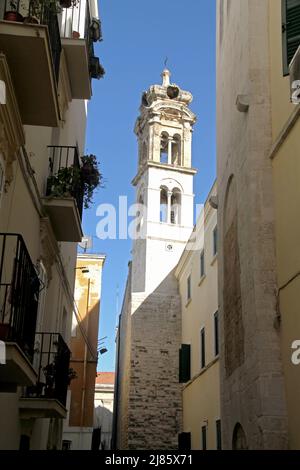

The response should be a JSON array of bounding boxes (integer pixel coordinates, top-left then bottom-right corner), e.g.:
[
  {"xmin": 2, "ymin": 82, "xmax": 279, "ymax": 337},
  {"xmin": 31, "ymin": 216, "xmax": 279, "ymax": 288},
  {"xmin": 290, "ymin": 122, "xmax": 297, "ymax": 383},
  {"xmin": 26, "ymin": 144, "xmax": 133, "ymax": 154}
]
[{"xmin": 164, "ymin": 57, "xmax": 168, "ymax": 68}]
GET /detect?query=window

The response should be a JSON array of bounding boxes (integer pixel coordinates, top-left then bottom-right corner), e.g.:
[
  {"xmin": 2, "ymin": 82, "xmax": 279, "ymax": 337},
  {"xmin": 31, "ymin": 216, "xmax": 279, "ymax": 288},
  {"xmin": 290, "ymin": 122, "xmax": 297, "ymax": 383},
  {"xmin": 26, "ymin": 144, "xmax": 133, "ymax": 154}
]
[
  {"xmin": 171, "ymin": 134, "xmax": 181, "ymax": 165},
  {"xmin": 160, "ymin": 132, "xmax": 169, "ymax": 163},
  {"xmin": 200, "ymin": 250, "xmax": 205, "ymax": 277},
  {"xmin": 200, "ymin": 327, "xmax": 205, "ymax": 369},
  {"xmin": 62, "ymin": 440, "xmax": 72, "ymax": 451},
  {"xmin": 216, "ymin": 420, "xmax": 222, "ymax": 450},
  {"xmin": 19, "ymin": 435, "xmax": 30, "ymax": 450},
  {"xmin": 282, "ymin": 0, "xmax": 300, "ymax": 75},
  {"xmin": 187, "ymin": 275, "xmax": 191, "ymax": 302},
  {"xmin": 201, "ymin": 426, "xmax": 207, "ymax": 450},
  {"xmin": 179, "ymin": 344, "xmax": 191, "ymax": 383},
  {"xmin": 214, "ymin": 311, "xmax": 219, "ymax": 356},
  {"xmin": 160, "ymin": 187, "xmax": 168, "ymax": 223},
  {"xmin": 171, "ymin": 189, "xmax": 181, "ymax": 225},
  {"xmin": 213, "ymin": 226, "xmax": 218, "ymax": 256},
  {"xmin": 178, "ymin": 432, "xmax": 191, "ymax": 450}
]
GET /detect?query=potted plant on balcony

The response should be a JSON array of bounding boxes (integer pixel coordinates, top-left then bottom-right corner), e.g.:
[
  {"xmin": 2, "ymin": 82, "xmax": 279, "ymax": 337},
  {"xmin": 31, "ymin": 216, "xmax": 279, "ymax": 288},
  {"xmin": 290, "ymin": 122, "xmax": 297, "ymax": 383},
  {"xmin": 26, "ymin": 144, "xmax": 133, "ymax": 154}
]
[
  {"xmin": 81, "ymin": 154, "xmax": 103, "ymax": 208},
  {"xmin": 4, "ymin": 0, "xmax": 24, "ymax": 22},
  {"xmin": 47, "ymin": 166, "xmax": 81, "ymax": 199},
  {"xmin": 47, "ymin": 156, "xmax": 102, "ymax": 210}
]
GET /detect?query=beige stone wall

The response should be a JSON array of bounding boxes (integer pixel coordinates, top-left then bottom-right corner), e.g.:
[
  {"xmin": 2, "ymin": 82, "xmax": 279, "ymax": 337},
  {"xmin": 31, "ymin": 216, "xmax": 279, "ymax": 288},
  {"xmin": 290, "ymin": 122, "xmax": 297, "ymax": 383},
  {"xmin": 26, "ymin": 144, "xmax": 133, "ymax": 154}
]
[{"xmin": 216, "ymin": 0, "xmax": 288, "ymax": 449}]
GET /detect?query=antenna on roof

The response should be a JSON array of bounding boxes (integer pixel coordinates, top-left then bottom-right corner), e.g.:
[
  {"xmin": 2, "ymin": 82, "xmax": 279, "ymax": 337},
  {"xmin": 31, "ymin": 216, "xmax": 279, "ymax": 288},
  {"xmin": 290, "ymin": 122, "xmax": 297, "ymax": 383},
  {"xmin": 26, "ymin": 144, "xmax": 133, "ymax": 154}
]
[{"xmin": 78, "ymin": 235, "xmax": 93, "ymax": 253}]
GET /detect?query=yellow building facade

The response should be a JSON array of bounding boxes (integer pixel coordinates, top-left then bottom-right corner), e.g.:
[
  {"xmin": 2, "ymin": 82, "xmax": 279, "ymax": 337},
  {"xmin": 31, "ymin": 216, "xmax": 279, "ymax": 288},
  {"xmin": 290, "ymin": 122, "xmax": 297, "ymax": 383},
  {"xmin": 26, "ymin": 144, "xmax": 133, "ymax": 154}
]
[
  {"xmin": 176, "ymin": 182, "xmax": 220, "ymax": 450},
  {"xmin": 63, "ymin": 254, "xmax": 106, "ymax": 450},
  {"xmin": 269, "ymin": 0, "xmax": 300, "ymax": 449}
]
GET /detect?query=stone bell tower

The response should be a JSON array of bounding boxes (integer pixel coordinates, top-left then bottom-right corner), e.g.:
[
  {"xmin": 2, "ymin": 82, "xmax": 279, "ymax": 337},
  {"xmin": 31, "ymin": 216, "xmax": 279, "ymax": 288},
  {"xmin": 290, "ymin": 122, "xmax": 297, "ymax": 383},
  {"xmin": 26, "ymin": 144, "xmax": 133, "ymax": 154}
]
[
  {"xmin": 114, "ymin": 70, "xmax": 197, "ymax": 450},
  {"xmin": 132, "ymin": 68, "xmax": 197, "ymax": 294}
]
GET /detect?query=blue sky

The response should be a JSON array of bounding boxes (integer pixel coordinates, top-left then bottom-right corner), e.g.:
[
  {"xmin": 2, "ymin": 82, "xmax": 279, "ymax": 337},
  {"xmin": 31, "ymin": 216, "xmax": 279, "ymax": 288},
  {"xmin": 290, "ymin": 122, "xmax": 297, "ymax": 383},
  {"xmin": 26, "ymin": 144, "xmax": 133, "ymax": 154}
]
[{"xmin": 82, "ymin": 0, "xmax": 216, "ymax": 372}]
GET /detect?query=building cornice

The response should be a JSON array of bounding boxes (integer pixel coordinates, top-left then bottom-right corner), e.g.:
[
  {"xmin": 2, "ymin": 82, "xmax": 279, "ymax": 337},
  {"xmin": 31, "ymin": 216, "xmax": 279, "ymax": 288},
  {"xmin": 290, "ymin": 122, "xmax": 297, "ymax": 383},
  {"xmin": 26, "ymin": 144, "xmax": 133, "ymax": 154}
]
[{"xmin": 132, "ymin": 161, "xmax": 197, "ymax": 186}]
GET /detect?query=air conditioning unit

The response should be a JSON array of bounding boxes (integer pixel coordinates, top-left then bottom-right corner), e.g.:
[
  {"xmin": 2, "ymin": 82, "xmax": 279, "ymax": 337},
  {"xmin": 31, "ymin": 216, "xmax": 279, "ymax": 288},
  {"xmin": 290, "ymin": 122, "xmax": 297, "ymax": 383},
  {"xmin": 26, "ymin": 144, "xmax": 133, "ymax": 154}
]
[{"xmin": 289, "ymin": 45, "xmax": 300, "ymax": 105}]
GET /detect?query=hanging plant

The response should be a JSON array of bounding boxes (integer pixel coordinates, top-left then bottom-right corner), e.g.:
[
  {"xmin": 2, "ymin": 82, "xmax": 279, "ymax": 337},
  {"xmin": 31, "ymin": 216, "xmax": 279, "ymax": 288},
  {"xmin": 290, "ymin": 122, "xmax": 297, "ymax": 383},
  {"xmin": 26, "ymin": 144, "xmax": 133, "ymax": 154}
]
[
  {"xmin": 47, "ymin": 155, "xmax": 103, "ymax": 210},
  {"xmin": 80, "ymin": 154, "xmax": 103, "ymax": 209}
]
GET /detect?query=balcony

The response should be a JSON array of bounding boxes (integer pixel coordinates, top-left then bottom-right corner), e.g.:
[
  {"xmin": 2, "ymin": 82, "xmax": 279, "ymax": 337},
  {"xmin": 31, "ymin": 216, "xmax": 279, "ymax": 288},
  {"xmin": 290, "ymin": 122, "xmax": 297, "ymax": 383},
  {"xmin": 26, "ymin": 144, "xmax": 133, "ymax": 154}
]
[
  {"xmin": 0, "ymin": 1, "xmax": 61, "ymax": 126},
  {"xmin": 20, "ymin": 332, "xmax": 71, "ymax": 419},
  {"xmin": 60, "ymin": 0, "xmax": 104, "ymax": 99},
  {"xmin": 42, "ymin": 146, "xmax": 84, "ymax": 242},
  {"xmin": 0, "ymin": 233, "xmax": 39, "ymax": 388}
]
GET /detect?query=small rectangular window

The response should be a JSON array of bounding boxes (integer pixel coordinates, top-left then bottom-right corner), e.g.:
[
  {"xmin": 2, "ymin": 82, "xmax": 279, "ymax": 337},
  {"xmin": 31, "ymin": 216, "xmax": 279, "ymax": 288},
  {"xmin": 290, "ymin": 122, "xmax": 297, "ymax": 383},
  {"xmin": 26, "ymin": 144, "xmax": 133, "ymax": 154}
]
[
  {"xmin": 214, "ymin": 311, "xmax": 219, "ymax": 356},
  {"xmin": 178, "ymin": 432, "xmax": 191, "ymax": 450},
  {"xmin": 202, "ymin": 426, "xmax": 207, "ymax": 450},
  {"xmin": 179, "ymin": 344, "xmax": 191, "ymax": 383},
  {"xmin": 216, "ymin": 420, "xmax": 222, "ymax": 450},
  {"xmin": 62, "ymin": 440, "xmax": 72, "ymax": 451},
  {"xmin": 213, "ymin": 226, "xmax": 218, "ymax": 256},
  {"xmin": 200, "ymin": 327, "xmax": 205, "ymax": 369},
  {"xmin": 200, "ymin": 250, "xmax": 205, "ymax": 277},
  {"xmin": 187, "ymin": 275, "xmax": 191, "ymax": 302}
]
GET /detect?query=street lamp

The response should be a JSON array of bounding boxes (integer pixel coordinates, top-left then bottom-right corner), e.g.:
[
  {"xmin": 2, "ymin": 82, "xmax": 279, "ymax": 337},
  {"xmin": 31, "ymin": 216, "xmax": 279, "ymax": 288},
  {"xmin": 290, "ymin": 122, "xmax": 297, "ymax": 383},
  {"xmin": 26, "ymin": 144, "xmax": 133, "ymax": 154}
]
[{"xmin": 75, "ymin": 266, "xmax": 89, "ymax": 274}]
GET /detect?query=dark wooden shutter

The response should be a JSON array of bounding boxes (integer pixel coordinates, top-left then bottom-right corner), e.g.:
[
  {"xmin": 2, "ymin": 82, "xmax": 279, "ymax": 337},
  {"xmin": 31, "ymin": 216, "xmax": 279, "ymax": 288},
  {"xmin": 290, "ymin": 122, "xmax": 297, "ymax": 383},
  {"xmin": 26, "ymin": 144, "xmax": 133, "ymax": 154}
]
[
  {"xmin": 179, "ymin": 344, "xmax": 191, "ymax": 383},
  {"xmin": 216, "ymin": 419, "xmax": 222, "ymax": 450},
  {"xmin": 282, "ymin": 0, "xmax": 300, "ymax": 74},
  {"xmin": 178, "ymin": 432, "xmax": 191, "ymax": 450},
  {"xmin": 202, "ymin": 426, "xmax": 207, "ymax": 450}
]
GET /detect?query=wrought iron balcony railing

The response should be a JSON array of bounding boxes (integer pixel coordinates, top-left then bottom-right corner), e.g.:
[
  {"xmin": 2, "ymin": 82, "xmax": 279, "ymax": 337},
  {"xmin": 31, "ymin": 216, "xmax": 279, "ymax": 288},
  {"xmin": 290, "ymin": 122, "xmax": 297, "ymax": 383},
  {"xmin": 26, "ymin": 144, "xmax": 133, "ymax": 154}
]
[
  {"xmin": 46, "ymin": 145, "xmax": 84, "ymax": 218},
  {"xmin": 2, "ymin": 1, "xmax": 62, "ymax": 82},
  {"xmin": 25, "ymin": 332, "xmax": 71, "ymax": 406},
  {"xmin": 0, "ymin": 233, "xmax": 40, "ymax": 362}
]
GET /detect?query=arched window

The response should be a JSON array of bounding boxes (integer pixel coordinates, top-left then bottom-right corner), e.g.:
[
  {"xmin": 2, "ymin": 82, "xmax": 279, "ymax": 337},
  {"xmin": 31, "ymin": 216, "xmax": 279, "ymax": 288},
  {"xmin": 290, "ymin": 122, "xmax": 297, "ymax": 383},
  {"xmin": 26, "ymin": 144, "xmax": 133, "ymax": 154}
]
[
  {"xmin": 171, "ymin": 189, "xmax": 181, "ymax": 225},
  {"xmin": 160, "ymin": 187, "xmax": 168, "ymax": 223},
  {"xmin": 171, "ymin": 134, "xmax": 181, "ymax": 165},
  {"xmin": 160, "ymin": 132, "xmax": 169, "ymax": 164},
  {"xmin": 232, "ymin": 423, "xmax": 248, "ymax": 450}
]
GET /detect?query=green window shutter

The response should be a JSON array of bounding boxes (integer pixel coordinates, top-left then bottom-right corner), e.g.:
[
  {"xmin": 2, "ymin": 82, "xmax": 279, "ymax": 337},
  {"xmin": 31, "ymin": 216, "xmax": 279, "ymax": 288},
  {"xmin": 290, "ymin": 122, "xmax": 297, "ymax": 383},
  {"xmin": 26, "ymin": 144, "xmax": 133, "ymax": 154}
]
[
  {"xmin": 282, "ymin": 0, "xmax": 300, "ymax": 75},
  {"xmin": 178, "ymin": 432, "xmax": 191, "ymax": 450},
  {"xmin": 179, "ymin": 344, "xmax": 191, "ymax": 383}
]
